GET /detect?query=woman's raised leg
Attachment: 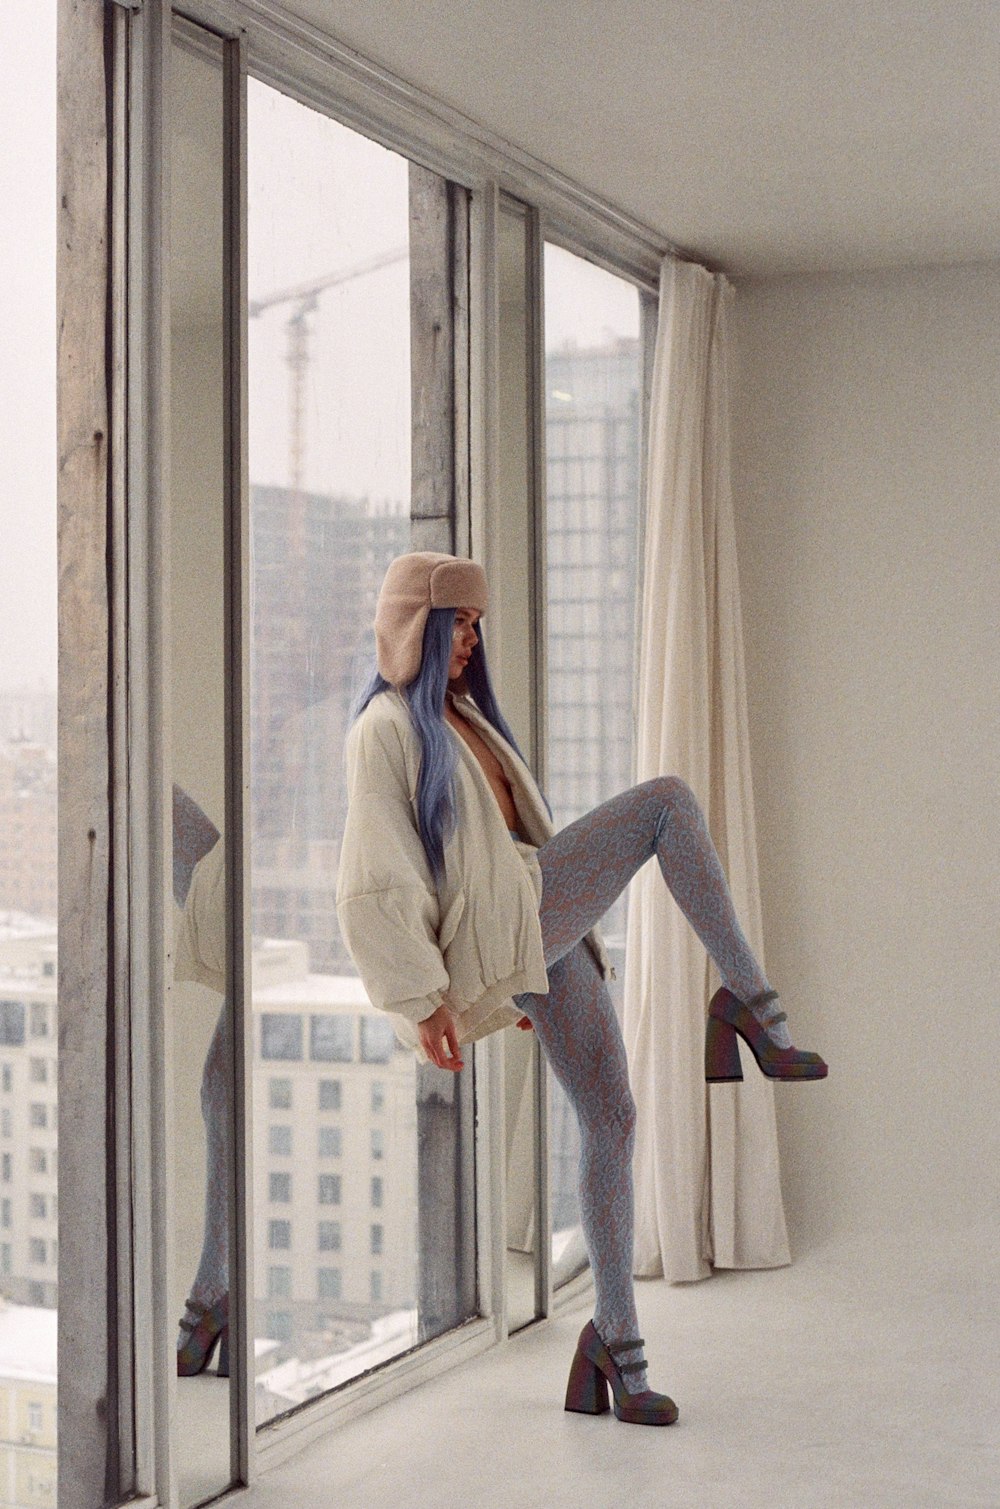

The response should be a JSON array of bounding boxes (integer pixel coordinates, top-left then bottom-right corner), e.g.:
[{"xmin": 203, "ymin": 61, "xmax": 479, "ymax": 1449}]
[{"xmin": 535, "ymin": 777, "xmax": 790, "ymax": 1044}]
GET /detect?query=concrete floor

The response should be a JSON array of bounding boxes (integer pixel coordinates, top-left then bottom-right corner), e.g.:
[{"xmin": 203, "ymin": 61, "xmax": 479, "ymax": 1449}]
[{"xmin": 196, "ymin": 1220, "xmax": 1000, "ymax": 1509}]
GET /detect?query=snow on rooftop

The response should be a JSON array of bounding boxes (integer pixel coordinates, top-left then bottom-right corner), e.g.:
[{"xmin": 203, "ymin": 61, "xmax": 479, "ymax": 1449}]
[
  {"xmin": 252, "ymin": 973, "xmax": 371, "ymax": 1009},
  {"xmin": 0, "ymin": 1302, "xmax": 56, "ymax": 1385},
  {"xmin": 0, "ymin": 911, "xmax": 56, "ymax": 942}
]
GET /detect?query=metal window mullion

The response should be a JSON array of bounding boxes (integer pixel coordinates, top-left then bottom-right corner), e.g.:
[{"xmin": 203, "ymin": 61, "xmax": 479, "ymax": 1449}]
[
  {"xmin": 467, "ymin": 178, "xmax": 507, "ymax": 1344},
  {"xmin": 222, "ymin": 22, "xmax": 256, "ymax": 1487},
  {"xmin": 122, "ymin": 1, "xmax": 175, "ymax": 1503},
  {"xmin": 524, "ymin": 203, "xmax": 553, "ymax": 1322}
]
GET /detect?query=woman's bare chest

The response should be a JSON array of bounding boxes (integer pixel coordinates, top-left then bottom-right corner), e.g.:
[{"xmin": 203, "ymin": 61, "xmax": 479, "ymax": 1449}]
[{"xmin": 444, "ymin": 706, "xmax": 519, "ymax": 827}]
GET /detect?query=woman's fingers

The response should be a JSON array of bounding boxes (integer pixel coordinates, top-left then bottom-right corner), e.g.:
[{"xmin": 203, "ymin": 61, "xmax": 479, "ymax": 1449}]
[{"xmin": 418, "ymin": 1001, "xmax": 464, "ymax": 1071}]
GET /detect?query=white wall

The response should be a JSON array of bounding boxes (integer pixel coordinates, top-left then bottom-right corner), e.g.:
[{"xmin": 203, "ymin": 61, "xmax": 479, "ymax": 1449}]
[{"xmin": 731, "ymin": 263, "xmax": 1000, "ymax": 1249}]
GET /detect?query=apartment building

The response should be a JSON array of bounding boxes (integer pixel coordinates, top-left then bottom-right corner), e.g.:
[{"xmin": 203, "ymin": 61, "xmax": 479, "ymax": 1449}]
[
  {"xmin": 0, "ymin": 1301, "xmax": 56, "ymax": 1509},
  {"xmin": 0, "ymin": 925, "xmax": 57, "ymax": 1313}
]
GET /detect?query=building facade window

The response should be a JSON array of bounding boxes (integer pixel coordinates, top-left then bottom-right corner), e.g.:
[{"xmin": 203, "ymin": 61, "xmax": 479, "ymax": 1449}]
[
  {"xmin": 269, "ymin": 1172, "xmax": 292, "ymax": 1203},
  {"xmin": 359, "ymin": 1015, "xmax": 394, "ymax": 1063},
  {"xmin": 268, "ymin": 1265, "xmax": 292, "ymax": 1298},
  {"xmin": 318, "ymin": 1126, "xmax": 341, "ymax": 1158},
  {"xmin": 268, "ymin": 1220, "xmax": 292, "ymax": 1250},
  {"xmin": 309, "ymin": 1014, "xmax": 353, "ymax": 1063},
  {"xmin": 269, "ymin": 1077, "xmax": 293, "ymax": 1109},
  {"xmin": 318, "ymin": 1175, "xmax": 341, "ymax": 1206},
  {"xmin": 269, "ymin": 1125, "xmax": 292, "ymax": 1156},
  {"xmin": 318, "ymin": 1078, "xmax": 341, "ymax": 1111},
  {"xmin": 260, "ymin": 1013, "xmax": 303, "ymax": 1061},
  {"xmin": 0, "ymin": 1001, "xmax": 25, "ymax": 1046},
  {"xmin": 317, "ymin": 1220, "xmax": 341, "ymax": 1252},
  {"xmin": 317, "ymin": 1267, "xmax": 341, "ymax": 1301}
]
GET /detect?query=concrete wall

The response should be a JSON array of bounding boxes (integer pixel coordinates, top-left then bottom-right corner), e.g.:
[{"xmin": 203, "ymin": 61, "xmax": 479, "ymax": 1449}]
[{"xmin": 731, "ymin": 262, "xmax": 1000, "ymax": 1248}]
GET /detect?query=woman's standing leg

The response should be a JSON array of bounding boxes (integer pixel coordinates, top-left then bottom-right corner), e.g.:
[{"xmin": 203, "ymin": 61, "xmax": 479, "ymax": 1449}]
[{"xmin": 516, "ymin": 942, "xmax": 650, "ymax": 1392}]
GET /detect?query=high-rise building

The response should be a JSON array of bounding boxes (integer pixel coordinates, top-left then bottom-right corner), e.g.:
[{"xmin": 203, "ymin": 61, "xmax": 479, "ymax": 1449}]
[
  {"xmin": 0, "ymin": 743, "xmax": 57, "ymax": 921},
  {"xmin": 0, "ymin": 921, "xmax": 58, "ymax": 1313},
  {"xmin": 250, "ymin": 486, "xmax": 409, "ymax": 972},
  {"xmin": 252, "ymin": 955, "xmax": 418, "ymax": 1362},
  {"xmin": 545, "ymin": 334, "xmax": 642, "ymax": 958}
]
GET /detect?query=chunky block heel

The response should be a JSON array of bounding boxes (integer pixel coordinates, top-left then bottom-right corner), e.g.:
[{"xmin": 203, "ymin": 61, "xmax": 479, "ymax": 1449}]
[
  {"xmin": 564, "ymin": 1347, "xmax": 610, "ymax": 1415},
  {"xmin": 705, "ymin": 988, "xmax": 828, "ymax": 1082},
  {"xmin": 177, "ymin": 1292, "xmax": 230, "ymax": 1377},
  {"xmin": 564, "ymin": 1320, "xmax": 678, "ymax": 1425},
  {"xmin": 705, "ymin": 1012, "xmax": 743, "ymax": 1081}
]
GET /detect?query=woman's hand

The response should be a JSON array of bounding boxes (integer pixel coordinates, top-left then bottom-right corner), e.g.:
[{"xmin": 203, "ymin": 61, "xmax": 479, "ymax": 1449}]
[
  {"xmin": 516, "ymin": 1016, "xmax": 534, "ymax": 1031},
  {"xmin": 418, "ymin": 1000, "xmax": 465, "ymax": 1071}
]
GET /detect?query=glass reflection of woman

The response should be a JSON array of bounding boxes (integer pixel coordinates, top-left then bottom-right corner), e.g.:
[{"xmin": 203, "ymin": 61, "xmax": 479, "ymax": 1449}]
[
  {"xmin": 172, "ymin": 787, "xmax": 230, "ymax": 1377},
  {"xmin": 337, "ymin": 552, "xmax": 826, "ymax": 1426}
]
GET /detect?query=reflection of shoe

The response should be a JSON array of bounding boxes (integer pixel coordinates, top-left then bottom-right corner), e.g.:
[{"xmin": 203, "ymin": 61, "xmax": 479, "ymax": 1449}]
[
  {"xmin": 177, "ymin": 1293, "xmax": 229, "ymax": 1377},
  {"xmin": 705, "ymin": 987, "xmax": 828, "ymax": 1081},
  {"xmin": 564, "ymin": 1320, "xmax": 678, "ymax": 1425}
]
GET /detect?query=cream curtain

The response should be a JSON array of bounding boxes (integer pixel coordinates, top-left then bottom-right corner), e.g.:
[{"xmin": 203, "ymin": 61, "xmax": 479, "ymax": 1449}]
[{"xmin": 623, "ymin": 258, "xmax": 791, "ymax": 1282}]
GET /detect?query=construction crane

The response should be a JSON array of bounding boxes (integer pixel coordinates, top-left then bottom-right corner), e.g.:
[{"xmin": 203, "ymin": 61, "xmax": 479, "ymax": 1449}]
[{"xmin": 248, "ymin": 246, "xmax": 409, "ymax": 498}]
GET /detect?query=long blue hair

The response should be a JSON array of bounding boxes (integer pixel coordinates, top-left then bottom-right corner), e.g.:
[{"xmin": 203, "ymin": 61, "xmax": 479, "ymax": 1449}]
[{"xmin": 353, "ymin": 607, "xmax": 538, "ymax": 881}]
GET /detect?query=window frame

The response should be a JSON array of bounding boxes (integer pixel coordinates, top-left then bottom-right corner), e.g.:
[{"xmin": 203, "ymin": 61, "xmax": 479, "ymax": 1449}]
[{"xmin": 58, "ymin": 0, "xmax": 662, "ymax": 1503}]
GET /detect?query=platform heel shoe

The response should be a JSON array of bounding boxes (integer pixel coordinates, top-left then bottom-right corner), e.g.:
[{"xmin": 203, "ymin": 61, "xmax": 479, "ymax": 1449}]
[
  {"xmin": 564, "ymin": 1320, "xmax": 678, "ymax": 1425},
  {"xmin": 705, "ymin": 987, "xmax": 827, "ymax": 1082},
  {"xmin": 176, "ymin": 1292, "xmax": 230, "ymax": 1377}
]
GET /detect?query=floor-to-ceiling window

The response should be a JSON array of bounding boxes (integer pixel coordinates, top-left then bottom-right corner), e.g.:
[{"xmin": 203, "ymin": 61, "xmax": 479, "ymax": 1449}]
[
  {"xmin": 247, "ymin": 80, "xmax": 475, "ymax": 1426},
  {"xmin": 55, "ymin": 7, "xmax": 660, "ymax": 1499}
]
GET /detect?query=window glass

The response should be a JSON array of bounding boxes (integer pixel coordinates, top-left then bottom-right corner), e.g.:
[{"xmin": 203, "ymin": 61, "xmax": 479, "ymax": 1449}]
[
  {"xmin": 544, "ymin": 243, "xmax": 642, "ymax": 1289},
  {"xmin": 248, "ymin": 78, "xmax": 475, "ymax": 1426},
  {"xmin": 318, "ymin": 1079, "xmax": 341, "ymax": 1111},
  {"xmin": 261, "ymin": 1013, "xmax": 304, "ymax": 1061},
  {"xmin": 310, "ymin": 1014, "xmax": 353, "ymax": 1063}
]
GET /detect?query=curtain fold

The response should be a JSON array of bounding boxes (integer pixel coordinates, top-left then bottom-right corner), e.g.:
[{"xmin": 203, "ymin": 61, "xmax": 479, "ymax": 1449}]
[{"xmin": 623, "ymin": 258, "xmax": 790, "ymax": 1282}]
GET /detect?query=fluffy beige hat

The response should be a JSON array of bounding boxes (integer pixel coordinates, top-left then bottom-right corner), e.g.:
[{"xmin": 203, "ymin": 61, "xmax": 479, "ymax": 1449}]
[{"xmin": 375, "ymin": 551, "xmax": 489, "ymax": 688}]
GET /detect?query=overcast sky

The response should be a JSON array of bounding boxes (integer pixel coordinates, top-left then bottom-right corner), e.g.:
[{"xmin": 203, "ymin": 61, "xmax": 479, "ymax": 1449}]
[
  {"xmin": 0, "ymin": 9, "xmax": 56, "ymax": 693},
  {"xmin": 1, "ymin": 11, "xmax": 638, "ymax": 693}
]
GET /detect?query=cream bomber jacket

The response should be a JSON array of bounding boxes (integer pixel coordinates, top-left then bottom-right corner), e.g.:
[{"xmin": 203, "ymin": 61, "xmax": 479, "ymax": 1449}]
[{"xmin": 336, "ymin": 689, "xmax": 611, "ymax": 1058}]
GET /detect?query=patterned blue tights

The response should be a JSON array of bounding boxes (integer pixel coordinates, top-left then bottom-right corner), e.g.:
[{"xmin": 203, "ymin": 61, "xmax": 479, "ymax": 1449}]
[{"xmin": 514, "ymin": 777, "xmax": 776, "ymax": 1393}]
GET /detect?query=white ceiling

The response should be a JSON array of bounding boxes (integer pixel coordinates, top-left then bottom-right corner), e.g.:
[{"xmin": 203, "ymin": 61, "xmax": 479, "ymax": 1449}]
[{"xmin": 278, "ymin": 0, "xmax": 1000, "ymax": 277}]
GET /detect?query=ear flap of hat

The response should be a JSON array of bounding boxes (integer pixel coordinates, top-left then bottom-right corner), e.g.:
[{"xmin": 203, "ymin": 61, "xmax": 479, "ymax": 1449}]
[{"xmin": 374, "ymin": 551, "xmax": 488, "ymax": 688}]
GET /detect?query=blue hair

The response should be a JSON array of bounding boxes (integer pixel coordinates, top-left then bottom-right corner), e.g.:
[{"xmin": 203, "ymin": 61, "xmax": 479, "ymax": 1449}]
[{"xmin": 352, "ymin": 606, "xmax": 542, "ymax": 881}]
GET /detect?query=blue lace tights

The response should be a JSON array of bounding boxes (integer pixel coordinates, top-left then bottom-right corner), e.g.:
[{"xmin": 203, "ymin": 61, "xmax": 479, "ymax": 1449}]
[
  {"xmin": 174, "ymin": 776, "xmax": 773, "ymax": 1390},
  {"xmin": 514, "ymin": 777, "xmax": 772, "ymax": 1392}
]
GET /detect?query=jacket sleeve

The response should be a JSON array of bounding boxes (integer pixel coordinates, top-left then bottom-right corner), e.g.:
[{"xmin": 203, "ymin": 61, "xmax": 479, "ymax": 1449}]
[{"xmin": 336, "ymin": 709, "xmax": 449, "ymax": 1025}]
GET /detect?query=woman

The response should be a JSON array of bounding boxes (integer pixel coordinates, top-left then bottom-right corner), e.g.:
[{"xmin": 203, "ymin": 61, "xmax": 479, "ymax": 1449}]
[{"xmin": 337, "ymin": 550, "xmax": 826, "ymax": 1427}]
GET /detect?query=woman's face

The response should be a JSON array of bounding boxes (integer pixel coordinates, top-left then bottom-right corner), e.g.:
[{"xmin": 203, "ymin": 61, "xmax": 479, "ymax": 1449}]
[{"xmin": 447, "ymin": 607, "xmax": 481, "ymax": 684}]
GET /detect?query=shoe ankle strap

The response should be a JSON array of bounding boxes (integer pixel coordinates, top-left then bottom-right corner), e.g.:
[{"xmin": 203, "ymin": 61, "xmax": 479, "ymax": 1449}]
[
  {"xmin": 743, "ymin": 989, "xmax": 780, "ymax": 1011},
  {"xmin": 605, "ymin": 1334, "xmax": 644, "ymax": 1352}
]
